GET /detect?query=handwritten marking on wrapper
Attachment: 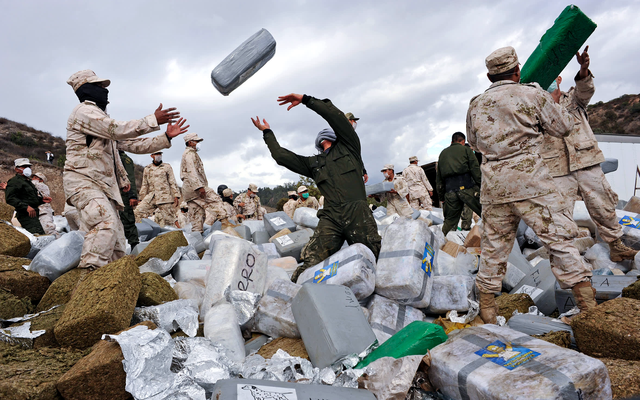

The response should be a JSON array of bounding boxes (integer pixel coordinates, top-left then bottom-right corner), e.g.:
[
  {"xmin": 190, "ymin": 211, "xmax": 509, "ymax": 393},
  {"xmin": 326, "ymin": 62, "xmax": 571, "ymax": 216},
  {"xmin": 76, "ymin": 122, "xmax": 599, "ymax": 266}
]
[
  {"xmin": 238, "ymin": 253, "xmax": 256, "ymax": 291},
  {"xmin": 475, "ymin": 340, "xmax": 540, "ymax": 370}
]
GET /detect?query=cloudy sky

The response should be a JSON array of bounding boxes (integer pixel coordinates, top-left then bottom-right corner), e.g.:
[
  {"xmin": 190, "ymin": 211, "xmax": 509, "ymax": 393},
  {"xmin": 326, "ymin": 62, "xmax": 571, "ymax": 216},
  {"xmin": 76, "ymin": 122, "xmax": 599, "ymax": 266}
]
[{"xmin": 1, "ymin": 0, "xmax": 639, "ymax": 190}]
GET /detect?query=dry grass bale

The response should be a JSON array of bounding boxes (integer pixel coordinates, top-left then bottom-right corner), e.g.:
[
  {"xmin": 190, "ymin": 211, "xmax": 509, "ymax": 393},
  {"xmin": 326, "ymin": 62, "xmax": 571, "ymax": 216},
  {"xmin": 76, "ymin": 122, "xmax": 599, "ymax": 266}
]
[
  {"xmin": 531, "ymin": 330, "xmax": 571, "ymax": 348},
  {"xmin": 495, "ymin": 293, "xmax": 535, "ymax": 322},
  {"xmin": 134, "ymin": 231, "xmax": 188, "ymax": 266},
  {"xmin": 36, "ymin": 268, "xmax": 89, "ymax": 312},
  {"xmin": 572, "ymin": 297, "xmax": 640, "ymax": 361},
  {"xmin": 622, "ymin": 278, "xmax": 640, "ymax": 300},
  {"xmin": 599, "ymin": 358, "xmax": 640, "ymax": 399},
  {"xmin": 0, "ymin": 255, "xmax": 49, "ymax": 303},
  {"xmin": 257, "ymin": 337, "xmax": 309, "ymax": 360},
  {"xmin": 54, "ymin": 257, "xmax": 141, "ymax": 349},
  {"xmin": 56, "ymin": 321, "xmax": 156, "ymax": 400},
  {"xmin": 0, "ymin": 203, "xmax": 15, "ymax": 221},
  {"xmin": 0, "ymin": 287, "xmax": 33, "ymax": 319},
  {"xmin": 0, "ymin": 223, "xmax": 31, "ymax": 257},
  {"xmin": 137, "ymin": 272, "xmax": 178, "ymax": 307}
]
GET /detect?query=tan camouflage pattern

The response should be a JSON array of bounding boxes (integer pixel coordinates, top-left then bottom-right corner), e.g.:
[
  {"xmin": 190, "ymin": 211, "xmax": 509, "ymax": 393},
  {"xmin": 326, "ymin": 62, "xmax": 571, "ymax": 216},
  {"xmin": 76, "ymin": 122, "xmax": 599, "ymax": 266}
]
[
  {"xmin": 205, "ymin": 198, "xmax": 231, "ymax": 226},
  {"xmin": 135, "ymin": 201, "xmax": 176, "ymax": 227},
  {"xmin": 134, "ymin": 162, "xmax": 180, "ymax": 226},
  {"xmin": 63, "ymin": 203, "xmax": 81, "ymax": 231},
  {"xmin": 402, "ymin": 163, "xmax": 433, "ymax": 210},
  {"xmin": 234, "ymin": 192, "xmax": 263, "ymax": 220},
  {"xmin": 32, "ymin": 180, "xmax": 56, "ymax": 235},
  {"xmin": 541, "ymin": 73, "xmax": 605, "ymax": 177},
  {"xmin": 283, "ymin": 199, "xmax": 297, "ymax": 219},
  {"xmin": 177, "ymin": 210, "xmax": 190, "ymax": 229},
  {"xmin": 382, "ymin": 175, "xmax": 413, "ymax": 217},
  {"xmin": 187, "ymin": 200, "xmax": 206, "ymax": 232},
  {"xmin": 466, "ymin": 81, "xmax": 574, "ymax": 204},
  {"xmin": 297, "ymin": 196, "xmax": 320, "ymax": 210},
  {"xmin": 221, "ymin": 201, "xmax": 237, "ymax": 221},
  {"xmin": 189, "ymin": 188, "xmax": 223, "ymax": 232},
  {"xmin": 553, "ymin": 165, "xmax": 621, "ymax": 243},
  {"xmin": 180, "ymin": 146, "xmax": 207, "ymax": 202},
  {"xmin": 477, "ymin": 192, "xmax": 591, "ymax": 292}
]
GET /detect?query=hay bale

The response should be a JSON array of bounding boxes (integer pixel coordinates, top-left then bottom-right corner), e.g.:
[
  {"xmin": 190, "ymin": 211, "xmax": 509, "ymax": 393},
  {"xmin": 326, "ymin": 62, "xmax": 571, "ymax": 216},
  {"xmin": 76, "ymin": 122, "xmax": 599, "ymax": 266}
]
[
  {"xmin": 622, "ymin": 278, "xmax": 640, "ymax": 301},
  {"xmin": 56, "ymin": 321, "xmax": 156, "ymax": 400},
  {"xmin": 0, "ymin": 223, "xmax": 30, "ymax": 257},
  {"xmin": 36, "ymin": 268, "xmax": 89, "ymax": 312},
  {"xmin": 0, "ymin": 287, "xmax": 34, "ymax": 319},
  {"xmin": 599, "ymin": 358, "xmax": 640, "ymax": 400},
  {"xmin": 0, "ymin": 203, "xmax": 15, "ymax": 221},
  {"xmin": 257, "ymin": 337, "xmax": 309, "ymax": 360},
  {"xmin": 0, "ymin": 342, "xmax": 88, "ymax": 399},
  {"xmin": 134, "ymin": 231, "xmax": 188, "ymax": 266},
  {"xmin": 54, "ymin": 257, "xmax": 142, "ymax": 349},
  {"xmin": 532, "ymin": 330, "xmax": 571, "ymax": 348},
  {"xmin": 137, "ymin": 272, "xmax": 178, "ymax": 307},
  {"xmin": 0, "ymin": 255, "xmax": 49, "ymax": 304},
  {"xmin": 495, "ymin": 293, "xmax": 535, "ymax": 322},
  {"xmin": 572, "ymin": 297, "xmax": 640, "ymax": 360}
]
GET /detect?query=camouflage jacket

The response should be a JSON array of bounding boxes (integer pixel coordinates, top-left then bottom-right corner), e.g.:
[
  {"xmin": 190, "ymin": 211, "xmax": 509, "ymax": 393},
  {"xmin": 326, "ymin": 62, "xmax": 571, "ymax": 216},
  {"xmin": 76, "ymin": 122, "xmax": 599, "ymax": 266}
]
[
  {"xmin": 180, "ymin": 147, "xmax": 207, "ymax": 202},
  {"xmin": 234, "ymin": 192, "xmax": 263, "ymax": 218},
  {"xmin": 402, "ymin": 164, "xmax": 433, "ymax": 199},
  {"xmin": 33, "ymin": 180, "xmax": 54, "ymax": 215},
  {"xmin": 283, "ymin": 199, "xmax": 298, "ymax": 219},
  {"xmin": 297, "ymin": 196, "xmax": 320, "ymax": 210},
  {"xmin": 467, "ymin": 81, "xmax": 574, "ymax": 204},
  {"xmin": 63, "ymin": 101, "xmax": 170, "ymax": 209},
  {"xmin": 139, "ymin": 162, "xmax": 180, "ymax": 205},
  {"xmin": 540, "ymin": 72, "xmax": 605, "ymax": 177}
]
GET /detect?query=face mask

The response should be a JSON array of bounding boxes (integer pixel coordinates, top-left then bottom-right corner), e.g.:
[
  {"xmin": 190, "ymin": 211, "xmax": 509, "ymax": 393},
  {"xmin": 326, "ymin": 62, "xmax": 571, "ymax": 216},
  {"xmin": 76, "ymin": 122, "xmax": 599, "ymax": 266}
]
[
  {"xmin": 249, "ymin": 193, "xmax": 255, "ymax": 198},
  {"xmin": 23, "ymin": 167, "xmax": 32, "ymax": 178},
  {"xmin": 195, "ymin": 143, "xmax": 201, "ymax": 152},
  {"xmin": 302, "ymin": 193, "xmax": 309, "ymax": 199},
  {"xmin": 153, "ymin": 156, "xmax": 162, "ymax": 164},
  {"xmin": 351, "ymin": 121, "xmax": 357, "ymax": 130},
  {"xmin": 383, "ymin": 172, "xmax": 391, "ymax": 180},
  {"xmin": 547, "ymin": 80, "xmax": 558, "ymax": 93}
]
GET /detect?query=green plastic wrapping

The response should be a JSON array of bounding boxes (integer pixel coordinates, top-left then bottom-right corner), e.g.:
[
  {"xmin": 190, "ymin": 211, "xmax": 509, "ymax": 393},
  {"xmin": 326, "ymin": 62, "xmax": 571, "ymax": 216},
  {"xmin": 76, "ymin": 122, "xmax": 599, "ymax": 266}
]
[
  {"xmin": 520, "ymin": 5, "xmax": 596, "ymax": 90},
  {"xmin": 355, "ymin": 321, "xmax": 447, "ymax": 368}
]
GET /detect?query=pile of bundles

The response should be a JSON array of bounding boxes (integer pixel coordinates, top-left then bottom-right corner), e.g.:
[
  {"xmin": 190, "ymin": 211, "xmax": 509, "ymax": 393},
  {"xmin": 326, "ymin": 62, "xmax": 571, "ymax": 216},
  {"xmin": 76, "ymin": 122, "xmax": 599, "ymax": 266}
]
[{"xmin": 1, "ymin": 200, "xmax": 639, "ymax": 400}]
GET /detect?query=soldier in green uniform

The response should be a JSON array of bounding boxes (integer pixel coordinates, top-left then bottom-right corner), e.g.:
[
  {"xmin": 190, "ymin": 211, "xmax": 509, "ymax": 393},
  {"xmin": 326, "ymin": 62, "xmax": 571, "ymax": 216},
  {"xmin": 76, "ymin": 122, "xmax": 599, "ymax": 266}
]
[
  {"xmin": 252, "ymin": 93, "xmax": 381, "ymax": 282},
  {"xmin": 5, "ymin": 158, "xmax": 50, "ymax": 234},
  {"xmin": 118, "ymin": 150, "xmax": 139, "ymax": 249},
  {"xmin": 436, "ymin": 132, "xmax": 482, "ymax": 236}
]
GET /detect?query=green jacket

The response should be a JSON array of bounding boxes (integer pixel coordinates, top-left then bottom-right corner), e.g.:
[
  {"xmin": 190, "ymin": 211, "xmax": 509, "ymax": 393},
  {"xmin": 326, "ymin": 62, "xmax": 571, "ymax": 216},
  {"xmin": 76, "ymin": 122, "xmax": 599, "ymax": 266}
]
[
  {"xmin": 436, "ymin": 143, "xmax": 482, "ymax": 198},
  {"xmin": 264, "ymin": 95, "xmax": 366, "ymax": 208},
  {"xmin": 6, "ymin": 174, "xmax": 44, "ymax": 214},
  {"xmin": 119, "ymin": 151, "xmax": 137, "ymax": 201}
]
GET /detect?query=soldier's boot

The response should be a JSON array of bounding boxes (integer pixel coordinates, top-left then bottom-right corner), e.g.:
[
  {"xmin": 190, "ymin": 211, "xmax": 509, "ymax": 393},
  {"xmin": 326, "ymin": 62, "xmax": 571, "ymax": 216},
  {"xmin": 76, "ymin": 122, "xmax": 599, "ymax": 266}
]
[
  {"xmin": 561, "ymin": 281, "xmax": 597, "ymax": 324},
  {"xmin": 478, "ymin": 292, "xmax": 498, "ymax": 324},
  {"xmin": 608, "ymin": 238, "xmax": 638, "ymax": 262}
]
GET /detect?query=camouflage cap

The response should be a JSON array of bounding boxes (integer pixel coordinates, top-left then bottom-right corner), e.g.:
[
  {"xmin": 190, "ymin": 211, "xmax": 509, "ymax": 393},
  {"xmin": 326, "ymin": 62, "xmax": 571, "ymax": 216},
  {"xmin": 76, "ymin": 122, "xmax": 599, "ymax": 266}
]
[
  {"xmin": 14, "ymin": 158, "xmax": 32, "ymax": 167},
  {"xmin": 34, "ymin": 172, "xmax": 47, "ymax": 183},
  {"xmin": 151, "ymin": 151, "xmax": 163, "ymax": 155},
  {"xmin": 297, "ymin": 185, "xmax": 308, "ymax": 193},
  {"xmin": 409, "ymin": 156, "xmax": 418, "ymax": 163},
  {"xmin": 287, "ymin": 191, "xmax": 296, "ymax": 196},
  {"xmin": 248, "ymin": 183, "xmax": 258, "ymax": 192},
  {"xmin": 381, "ymin": 164, "xmax": 394, "ymax": 172},
  {"xmin": 183, "ymin": 133, "xmax": 204, "ymax": 143},
  {"xmin": 222, "ymin": 188, "xmax": 233, "ymax": 197},
  {"xmin": 67, "ymin": 70, "xmax": 111, "ymax": 92},
  {"xmin": 345, "ymin": 112, "xmax": 359, "ymax": 121},
  {"xmin": 485, "ymin": 46, "xmax": 519, "ymax": 75}
]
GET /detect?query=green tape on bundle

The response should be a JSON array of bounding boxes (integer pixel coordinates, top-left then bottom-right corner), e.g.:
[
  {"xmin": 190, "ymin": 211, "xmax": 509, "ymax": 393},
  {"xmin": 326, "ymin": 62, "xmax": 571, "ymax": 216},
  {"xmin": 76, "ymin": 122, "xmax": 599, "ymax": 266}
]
[{"xmin": 520, "ymin": 5, "xmax": 596, "ymax": 90}]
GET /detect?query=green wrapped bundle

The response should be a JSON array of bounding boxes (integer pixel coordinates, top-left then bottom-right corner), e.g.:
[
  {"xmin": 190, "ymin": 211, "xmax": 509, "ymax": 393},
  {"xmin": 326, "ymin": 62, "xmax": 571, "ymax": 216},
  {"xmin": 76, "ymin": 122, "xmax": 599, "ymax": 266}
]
[{"xmin": 520, "ymin": 5, "xmax": 596, "ymax": 89}]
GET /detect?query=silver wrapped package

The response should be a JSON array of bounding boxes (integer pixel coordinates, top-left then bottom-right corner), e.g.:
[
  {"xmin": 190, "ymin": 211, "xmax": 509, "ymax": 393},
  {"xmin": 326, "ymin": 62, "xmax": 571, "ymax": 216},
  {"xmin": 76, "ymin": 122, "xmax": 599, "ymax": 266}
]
[
  {"xmin": 139, "ymin": 245, "xmax": 197, "ymax": 277},
  {"xmin": 0, "ymin": 322, "xmax": 46, "ymax": 348},
  {"xmin": 133, "ymin": 299, "xmax": 200, "ymax": 337},
  {"xmin": 298, "ymin": 243, "xmax": 376, "ymax": 300},
  {"xmin": 204, "ymin": 302, "xmax": 246, "ymax": 363},
  {"xmin": 184, "ymin": 231, "xmax": 206, "ymax": 254},
  {"xmin": 366, "ymin": 294, "xmax": 425, "ymax": 344},
  {"xmin": 426, "ymin": 275, "xmax": 475, "ymax": 314},
  {"xmin": 212, "ymin": 377, "xmax": 377, "ymax": 399},
  {"xmin": 293, "ymin": 207, "xmax": 319, "ymax": 229},
  {"xmin": 358, "ymin": 355, "xmax": 424, "ymax": 400},
  {"xmin": 211, "ymin": 28, "xmax": 276, "ymax": 96},
  {"xmin": 27, "ymin": 230, "xmax": 85, "ymax": 281},
  {"xmin": 201, "ymin": 237, "xmax": 268, "ymax": 319},
  {"xmin": 253, "ymin": 278, "xmax": 302, "ymax": 338},
  {"xmin": 225, "ymin": 289, "xmax": 262, "ymax": 328},
  {"xmin": 375, "ymin": 218, "xmax": 436, "ymax": 308}
]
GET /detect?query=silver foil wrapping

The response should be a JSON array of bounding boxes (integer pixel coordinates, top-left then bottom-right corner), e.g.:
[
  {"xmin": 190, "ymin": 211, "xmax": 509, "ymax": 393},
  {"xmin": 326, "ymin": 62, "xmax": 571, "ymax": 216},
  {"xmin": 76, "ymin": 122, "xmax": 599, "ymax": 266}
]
[
  {"xmin": 447, "ymin": 298, "xmax": 479, "ymax": 324},
  {"xmin": 133, "ymin": 299, "xmax": 199, "ymax": 337},
  {"xmin": 139, "ymin": 245, "xmax": 197, "ymax": 276},
  {"xmin": 0, "ymin": 321, "xmax": 46, "ymax": 348},
  {"xmin": 225, "ymin": 289, "xmax": 262, "ymax": 328}
]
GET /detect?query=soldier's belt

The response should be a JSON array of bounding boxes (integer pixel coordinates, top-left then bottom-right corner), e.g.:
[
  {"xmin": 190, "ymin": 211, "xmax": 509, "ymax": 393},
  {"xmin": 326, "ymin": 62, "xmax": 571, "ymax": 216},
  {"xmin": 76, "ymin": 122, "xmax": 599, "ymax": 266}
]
[{"xmin": 444, "ymin": 173, "xmax": 475, "ymax": 193}]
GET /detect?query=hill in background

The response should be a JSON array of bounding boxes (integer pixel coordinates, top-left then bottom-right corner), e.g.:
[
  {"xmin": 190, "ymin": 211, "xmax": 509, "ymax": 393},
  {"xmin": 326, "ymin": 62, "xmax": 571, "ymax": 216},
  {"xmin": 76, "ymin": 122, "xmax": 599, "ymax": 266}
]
[{"xmin": 587, "ymin": 94, "xmax": 640, "ymax": 134}]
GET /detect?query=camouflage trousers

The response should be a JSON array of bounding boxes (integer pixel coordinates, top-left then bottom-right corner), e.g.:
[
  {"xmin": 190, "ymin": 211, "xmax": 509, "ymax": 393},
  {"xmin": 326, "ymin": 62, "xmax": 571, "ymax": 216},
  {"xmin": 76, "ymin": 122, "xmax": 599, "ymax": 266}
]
[
  {"xmin": 187, "ymin": 199, "xmax": 206, "ymax": 233},
  {"xmin": 442, "ymin": 187, "xmax": 482, "ymax": 236},
  {"xmin": 204, "ymin": 202, "xmax": 229, "ymax": 226},
  {"xmin": 135, "ymin": 198, "xmax": 176, "ymax": 227},
  {"xmin": 64, "ymin": 207, "xmax": 81, "ymax": 231},
  {"xmin": 70, "ymin": 190, "xmax": 126, "ymax": 269},
  {"xmin": 292, "ymin": 200, "xmax": 382, "ymax": 282},
  {"xmin": 38, "ymin": 204, "xmax": 57, "ymax": 236},
  {"xmin": 409, "ymin": 194, "xmax": 433, "ymax": 211},
  {"xmin": 554, "ymin": 165, "xmax": 621, "ymax": 243},
  {"xmin": 477, "ymin": 191, "xmax": 591, "ymax": 293},
  {"xmin": 387, "ymin": 195, "xmax": 413, "ymax": 218}
]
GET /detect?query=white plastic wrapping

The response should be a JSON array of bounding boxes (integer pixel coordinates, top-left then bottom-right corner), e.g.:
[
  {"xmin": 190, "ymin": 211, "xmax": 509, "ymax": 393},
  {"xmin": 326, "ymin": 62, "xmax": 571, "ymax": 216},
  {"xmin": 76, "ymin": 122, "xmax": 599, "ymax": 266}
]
[
  {"xmin": 298, "ymin": 243, "xmax": 376, "ymax": 300},
  {"xmin": 293, "ymin": 207, "xmax": 319, "ymax": 229},
  {"xmin": 203, "ymin": 302, "xmax": 246, "ymax": 363},
  {"xmin": 584, "ymin": 243, "xmax": 618, "ymax": 272},
  {"xmin": 445, "ymin": 230, "xmax": 468, "ymax": 246},
  {"xmin": 426, "ymin": 275, "xmax": 475, "ymax": 314},
  {"xmin": 253, "ymin": 278, "xmax": 302, "ymax": 338},
  {"xmin": 263, "ymin": 211, "xmax": 297, "ymax": 237},
  {"xmin": 573, "ymin": 200, "xmax": 597, "ymax": 233},
  {"xmin": 174, "ymin": 281, "xmax": 206, "ymax": 313},
  {"xmin": 366, "ymin": 294, "xmax": 425, "ymax": 344},
  {"xmin": 265, "ymin": 264, "xmax": 290, "ymax": 293},
  {"xmin": 171, "ymin": 259, "xmax": 210, "ymax": 283},
  {"xmin": 365, "ymin": 181, "xmax": 395, "ymax": 196},
  {"xmin": 252, "ymin": 242, "xmax": 279, "ymax": 260},
  {"xmin": 132, "ymin": 299, "xmax": 200, "ymax": 337},
  {"xmin": 242, "ymin": 220, "xmax": 266, "ymax": 234},
  {"xmin": 375, "ymin": 218, "xmax": 436, "ymax": 308},
  {"xmin": 429, "ymin": 225, "xmax": 446, "ymax": 250},
  {"xmin": 503, "ymin": 261, "xmax": 527, "ymax": 292},
  {"xmin": 26, "ymin": 234, "xmax": 56, "ymax": 260},
  {"xmin": 434, "ymin": 251, "xmax": 478, "ymax": 277},
  {"xmin": 53, "ymin": 215, "xmax": 70, "ymax": 233},
  {"xmin": 268, "ymin": 256, "xmax": 298, "ymax": 278},
  {"xmin": 0, "ymin": 321, "xmax": 46, "ymax": 348},
  {"xmin": 27, "ymin": 230, "xmax": 85, "ymax": 281},
  {"xmin": 371, "ymin": 206, "xmax": 387, "ymax": 222}
]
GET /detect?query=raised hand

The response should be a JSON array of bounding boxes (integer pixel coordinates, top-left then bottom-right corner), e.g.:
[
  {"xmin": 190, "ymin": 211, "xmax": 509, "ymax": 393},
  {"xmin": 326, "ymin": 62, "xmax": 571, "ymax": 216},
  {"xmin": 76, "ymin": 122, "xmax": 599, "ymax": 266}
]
[
  {"xmin": 277, "ymin": 93, "xmax": 303, "ymax": 111},
  {"xmin": 167, "ymin": 118, "xmax": 189, "ymax": 138},
  {"xmin": 154, "ymin": 103, "xmax": 180, "ymax": 125},
  {"xmin": 251, "ymin": 116, "xmax": 270, "ymax": 131},
  {"xmin": 576, "ymin": 46, "xmax": 590, "ymax": 79}
]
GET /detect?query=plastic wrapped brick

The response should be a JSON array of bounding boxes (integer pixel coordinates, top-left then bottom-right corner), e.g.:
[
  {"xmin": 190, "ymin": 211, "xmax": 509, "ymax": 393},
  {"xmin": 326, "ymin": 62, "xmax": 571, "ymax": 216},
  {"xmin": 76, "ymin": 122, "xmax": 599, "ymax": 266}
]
[
  {"xmin": 171, "ymin": 259, "xmax": 209, "ymax": 283},
  {"xmin": 366, "ymin": 294, "xmax": 425, "ymax": 344},
  {"xmin": 555, "ymin": 275, "xmax": 639, "ymax": 313},
  {"xmin": 365, "ymin": 181, "xmax": 395, "ymax": 196},
  {"xmin": 204, "ymin": 302, "xmax": 246, "ymax": 363},
  {"xmin": 509, "ymin": 259, "xmax": 557, "ymax": 316},
  {"xmin": 293, "ymin": 207, "xmax": 319, "ymax": 229},
  {"xmin": 253, "ymin": 278, "xmax": 302, "ymax": 338},
  {"xmin": 252, "ymin": 230, "xmax": 270, "ymax": 245},
  {"xmin": 263, "ymin": 211, "xmax": 297, "ymax": 237},
  {"xmin": 297, "ymin": 243, "xmax": 376, "ymax": 300},
  {"xmin": 434, "ymin": 251, "xmax": 478, "ymax": 277},
  {"xmin": 242, "ymin": 220, "xmax": 266, "ymax": 235},
  {"xmin": 429, "ymin": 324, "xmax": 611, "ymax": 400},
  {"xmin": 584, "ymin": 242, "xmax": 618, "ymax": 272},
  {"xmin": 375, "ymin": 218, "xmax": 436, "ymax": 308},
  {"xmin": 252, "ymin": 242, "xmax": 279, "ymax": 260},
  {"xmin": 273, "ymin": 228, "xmax": 313, "ymax": 261},
  {"xmin": 173, "ymin": 281, "xmax": 206, "ymax": 312},
  {"xmin": 507, "ymin": 314, "xmax": 574, "ymax": 346},
  {"xmin": 268, "ymin": 256, "xmax": 298, "ymax": 278},
  {"xmin": 264, "ymin": 264, "xmax": 290, "ymax": 294},
  {"xmin": 212, "ymin": 378, "xmax": 377, "ymax": 400},
  {"xmin": 27, "ymin": 231, "xmax": 85, "ymax": 281},
  {"xmin": 211, "ymin": 28, "xmax": 276, "ymax": 96},
  {"xmin": 426, "ymin": 275, "xmax": 474, "ymax": 314},
  {"xmin": 371, "ymin": 206, "xmax": 387, "ymax": 222},
  {"xmin": 600, "ymin": 158, "xmax": 618, "ymax": 174},
  {"xmin": 184, "ymin": 231, "xmax": 206, "ymax": 253}
]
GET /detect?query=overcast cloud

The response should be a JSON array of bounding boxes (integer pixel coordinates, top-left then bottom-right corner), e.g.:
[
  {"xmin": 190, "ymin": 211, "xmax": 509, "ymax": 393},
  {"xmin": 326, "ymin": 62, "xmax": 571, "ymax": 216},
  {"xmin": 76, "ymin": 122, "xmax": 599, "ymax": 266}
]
[{"xmin": 1, "ymin": 0, "xmax": 639, "ymax": 190}]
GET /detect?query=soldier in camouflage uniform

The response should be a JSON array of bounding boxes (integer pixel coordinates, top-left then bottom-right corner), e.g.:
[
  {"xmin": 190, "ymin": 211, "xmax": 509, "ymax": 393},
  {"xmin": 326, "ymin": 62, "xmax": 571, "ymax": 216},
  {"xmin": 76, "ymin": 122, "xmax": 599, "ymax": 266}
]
[
  {"xmin": 252, "ymin": 93, "xmax": 381, "ymax": 283},
  {"xmin": 64, "ymin": 70, "xmax": 188, "ymax": 270},
  {"xmin": 31, "ymin": 172, "xmax": 57, "ymax": 236},
  {"xmin": 403, "ymin": 156, "xmax": 433, "ymax": 210},
  {"xmin": 176, "ymin": 201, "xmax": 190, "ymax": 229},
  {"xmin": 6, "ymin": 158, "xmax": 49, "ymax": 234},
  {"xmin": 283, "ymin": 191, "xmax": 298, "ymax": 219},
  {"xmin": 541, "ymin": 46, "xmax": 637, "ymax": 262},
  {"xmin": 219, "ymin": 188, "xmax": 239, "ymax": 227},
  {"xmin": 467, "ymin": 47, "xmax": 596, "ymax": 323},
  {"xmin": 373, "ymin": 164, "xmax": 413, "ymax": 218},
  {"xmin": 118, "ymin": 151, "xmax": 140, "ymax": 249},
  {"xmin": 135, "ymin": 151, "xmax": 181, "ymax": 227},
  {"xmin": 296, "ymin": 185, "xmax": 319, "ymax": 210},
  {"xmin": 234, "ymin": 183, "xmax": 264, "ymax": 221}
]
